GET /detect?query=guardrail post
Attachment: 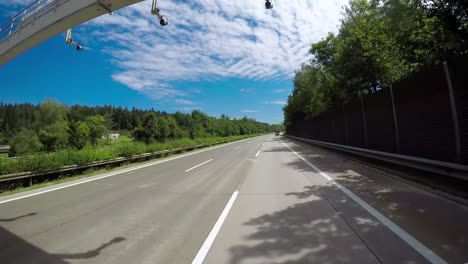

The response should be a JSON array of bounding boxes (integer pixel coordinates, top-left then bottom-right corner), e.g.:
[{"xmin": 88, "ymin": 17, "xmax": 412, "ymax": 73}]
[
  {"xmin": 443, "ymin": 61, "xmax": 461, "ymax": 163},
  {"xmin": 360, "ymin": 94, "xmax": 369, "ymax": 148},
  {"xmin": 389, "ymin": 85, "xmax": 400, "ymax": 153}
]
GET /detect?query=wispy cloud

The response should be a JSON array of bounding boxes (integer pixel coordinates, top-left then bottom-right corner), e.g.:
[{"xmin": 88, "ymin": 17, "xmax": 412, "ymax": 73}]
[
  {"xmin": 240, "ymin": 109, "xmax": 259, "ymax": 113},
  {"xmin": 264, "ymin": 100, "xmax": 286, "ymax": 105},
  {"xmin": 175, "ymin": 99, "xmax": 196, "ymax": 105},
  {"xmin": 273, "ymin": 88, "xmax": 289, "ymax": 93},
  {"xmin": 0, "ymin": 0, "xmax": 33, "ymax": 7},
  {"xmin": 82, "ymin": 0, "xmax": 347, "ymax": 99},
  {"xmin": 240, "ymin": 88, "xmax": 254, "ymax": 94},
  {"xmin": 190, "ymin": 88, "xmax": 202, "ymax": 94}
]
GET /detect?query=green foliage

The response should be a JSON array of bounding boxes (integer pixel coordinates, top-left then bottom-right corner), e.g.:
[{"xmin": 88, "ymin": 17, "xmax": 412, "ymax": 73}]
[
  {"xmin": 284, "ymin": 0, "xmax": 468, "ymax": 129},
  {"xmin": 0, "ymin": 134, "xmax": 265, "ymax": 175},
  {"xmin": 1, "ymin": 99, "xmax": 276, "ymax": 160},
  {"xmin": 38, "ymin": 121, "xmax": 69, "ymax": 152},
  {"xmin": 155, "ymin": 117, "xmax": 170, "ymax": 142},
  {"xmin": 35, "ymin": 99, "xmax": 68, "ymax": 128},
  {"xmin": 132, "ymin": 112, "xmax": 158, "ymax": 144},
  {"xmin": 85, "ymin": 115, "xmax": 108, "ymax": 146},
  {"xmin": 68, "ymin": 121, "xmax": 90, "ymax": 150},
  {"xmin": 9, "ymin": 129, "xmax": 43, "ymax": 156}
]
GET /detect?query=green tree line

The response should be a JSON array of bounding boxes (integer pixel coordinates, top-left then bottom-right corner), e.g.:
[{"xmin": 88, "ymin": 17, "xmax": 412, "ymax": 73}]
[
  {"xmin": 0, "ymin": 99, "xmax": 277, "ymax": 156},
  {"xmin": 284, "ymin": 0, "xmax": 468, "ymax": 128}
]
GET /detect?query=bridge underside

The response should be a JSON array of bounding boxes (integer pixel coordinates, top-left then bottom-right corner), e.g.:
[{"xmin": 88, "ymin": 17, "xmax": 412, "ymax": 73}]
[{"xmin": 0, "ymin": 0, "xmax": 144, "ymax": 66}]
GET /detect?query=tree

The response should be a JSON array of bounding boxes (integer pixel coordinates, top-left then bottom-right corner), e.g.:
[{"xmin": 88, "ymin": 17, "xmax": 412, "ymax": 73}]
[
  {"xmin": 283, "ymin": 0, "xmax": 468, "ymax": 129},
  {"xmin": 132, "ymin": 112, "xmax": 158, "ymax": 144},
  {"xmin": 10, "ymin": 129, "xmax": 43, "ymax": 156},
  {"xmin": 166, "ymin": 116, "xmax": 182, "ymax": 139},
  {"xmin": 35, "ymin": 99, "xmax": 68, "ymax": 128},
  {"xmin": 68, "ymin": 121, "xmax": 90, "ymax": 149},
  {"xmin": 38, "ymin": 121, "xmax": 69, "ymax": 152},
  {"xmin": 1, "ymin": 100, "xmax": 275, "ymax": 150},
  {"xmin": 85, "ymin": 115, "xmax": 107, "ymax": 146},
  {"xmin": 155, "ymin": 117, "xmax": 170, "ymax": 142},
  {"xmin": 413, "ymin": 0, "xmax": 468, "ymax": 47}
]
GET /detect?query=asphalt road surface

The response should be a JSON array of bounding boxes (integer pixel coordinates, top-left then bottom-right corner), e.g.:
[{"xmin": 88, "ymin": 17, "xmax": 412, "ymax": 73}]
[{"xmin": 0, "ymin": 135, "xmax": 467, "ymax": 264}]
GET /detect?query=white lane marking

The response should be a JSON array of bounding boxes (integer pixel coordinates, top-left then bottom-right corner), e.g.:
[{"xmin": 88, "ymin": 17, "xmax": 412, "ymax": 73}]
[
  {"xmin": 234, "ymin": 146, "xmax": 240, "ymax": 150},
  {"xmin": 185, "ymin": 159, "xmax": 213, "ymax": 172},
  {"xmin": 0, "ymin": 137, "xmax": 255, "ymax": 205},
  {"xmin": 255, "ymin": 150, "xmax": 261, "ymax": 157},
  {"xmin": 192, "ymin": 190, "xmax": 239, "ymax": 264},
  {"xmin": 281, "ymin": 141, "xmax": 447, "ymax": 264}
]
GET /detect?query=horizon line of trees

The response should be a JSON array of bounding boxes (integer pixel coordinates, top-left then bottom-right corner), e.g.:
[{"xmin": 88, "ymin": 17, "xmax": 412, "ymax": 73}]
[
  {"xmin": 283, "ymin": 0, "xmax": 468, "ymax": 129},
  {"xmin": 0, "ymin": 99, "xmax": 283, "ymax": 156}
]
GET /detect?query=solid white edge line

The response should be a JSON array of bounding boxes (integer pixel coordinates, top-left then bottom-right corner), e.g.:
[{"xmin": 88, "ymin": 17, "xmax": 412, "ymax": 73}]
[
  {"xmin": 280, "ymin": 140, "xmax": 447, "ymax": 264},
  {"xmin": 0, "ymin": 137, "xmax": 256, "ymax": 205},
  {"xmin": 234, "ymin": 146, "xmax": 240, "ymax": 150},
  {"xmin": 185, "ymin": 159, "xmax": 214, "ymax": 172},
  {"xmin": 192, "ymin": 190, "xmax": 239, "ymax": 264},
  {"xmin": 255, "ymin": 150, "xmax": 260, "ymax": 157}
]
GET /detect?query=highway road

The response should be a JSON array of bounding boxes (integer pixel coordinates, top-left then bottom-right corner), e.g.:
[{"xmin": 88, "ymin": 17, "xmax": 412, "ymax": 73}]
[{"xmin": 0, "ymin": 135, "xmax": 467, "ymax": 264}]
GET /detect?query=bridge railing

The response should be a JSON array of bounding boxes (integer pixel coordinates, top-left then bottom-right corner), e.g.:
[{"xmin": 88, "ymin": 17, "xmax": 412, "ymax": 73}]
[{"xmin": 0, "ymin": 0, "xmax": 56, "ymax": 44}]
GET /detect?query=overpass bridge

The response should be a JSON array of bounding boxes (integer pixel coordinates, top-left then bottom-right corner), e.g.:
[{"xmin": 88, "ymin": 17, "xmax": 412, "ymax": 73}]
[{"xmin": 0, "ymin": 0, "xmax": 168, "ymax": 66}]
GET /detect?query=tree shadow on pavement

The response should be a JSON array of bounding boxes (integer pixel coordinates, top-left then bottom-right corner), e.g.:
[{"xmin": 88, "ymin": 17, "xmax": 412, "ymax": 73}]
[
  {"xmin": 0, "ymin": 227, "xmax": 69, "ymax": 264},
  {"xmin": 228, "ymin": 185, "xmax": 378, "ymax": 264},
  {"xmin": 53, "ymin": 237, "xmax": 126, "ymax": 260},
  {"xmin": 268, "ymin": 140, "xmax": 468, "ymax": 263},
  {"xmin": 0, "ymin": 212, "xmax": 37, "ymax": 222}
]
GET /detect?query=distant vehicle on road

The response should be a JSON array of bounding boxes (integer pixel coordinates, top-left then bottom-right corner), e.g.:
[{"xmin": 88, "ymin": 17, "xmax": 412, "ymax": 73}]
[{"xmin": 275, "ymin": 131, "xmax": 280, "ymax": 136}]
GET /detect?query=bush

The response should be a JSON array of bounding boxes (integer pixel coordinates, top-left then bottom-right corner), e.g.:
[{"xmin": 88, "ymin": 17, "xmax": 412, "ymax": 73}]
[
  {"xmin": 9, "ymin": 129, "xmax": 43, "ymax": 156},
  {"xmin": 117, "ymin": 143, "xmax": 146, "ymax": 158}
]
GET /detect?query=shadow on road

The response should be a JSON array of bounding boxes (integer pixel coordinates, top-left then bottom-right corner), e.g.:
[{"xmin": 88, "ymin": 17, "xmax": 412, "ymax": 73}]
[
  {"xmin": 0, "ymin": 227, "xmax": 69, "ymax": 264},
  {"xmin": 0, "ymin": 225, "xmax": 126, "ymax": 263},
  {"xmin": 53, "ymin": 237, "xmax": 126, "ymax": 260},
  {"xmin": 0, "ymin": 212, "xmax": 37, "ymax": 222},
  {"xmin": 231, "ymin": 138, "xmax": 468, "ymax": 263},
  {"xmin": 228, "ymin": 185, "xmax": 377, "ymax": 264}
]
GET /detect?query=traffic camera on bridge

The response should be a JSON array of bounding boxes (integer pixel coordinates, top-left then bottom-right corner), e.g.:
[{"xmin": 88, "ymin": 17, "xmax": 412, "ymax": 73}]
[
  {"xmin": 152, "ymin": 0, "xmax": 168, "ymax": 26},
  {"xmin": 65, "ymin": 29, "xmax": 84, "ymax": 52}
]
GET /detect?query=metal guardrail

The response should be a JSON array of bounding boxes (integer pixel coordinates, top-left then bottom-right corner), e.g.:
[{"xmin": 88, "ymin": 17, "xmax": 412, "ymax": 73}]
[
  {"xmin": 286, "ymin": 135, "xmax": 468, "ymax": 181},
  {"xmin": 0, "ymin": 0, "xmax": 57, "ymax": 43},
  {"xmin": 0, "ymin": 143, "xmax": 216, "ymax": 186}
]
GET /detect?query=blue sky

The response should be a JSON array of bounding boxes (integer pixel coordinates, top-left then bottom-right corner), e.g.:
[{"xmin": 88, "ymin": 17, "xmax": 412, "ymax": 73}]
[{"xmin": 0, "ymin": 0, "xmax": 347, "ymax": 124}]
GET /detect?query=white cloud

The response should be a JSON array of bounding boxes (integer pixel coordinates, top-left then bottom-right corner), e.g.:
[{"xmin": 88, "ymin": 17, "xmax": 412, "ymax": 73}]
[
  {"xmin": 240, "ymin": 109, "xmax": 259, "ymax": 113},
  {"xmin": 0, "ymin": 0, "xmax": 33, "ymax": 6},
  {"xmin": 240, "ymin": 88, "xmax": 254, "ymax": 94},
  {"xmin": 87, "ymin": 0, "xmax": 348, "ymax": 99},
  {"xmin": 273, "ymin": 88, "xmax": 289, "ymax": 93},
  {"xmin": 176, "ymin": 99, "xmax": 196, "ymax": 105},
  {"xmin": 265, "ymin": 100, "xmax": 286, "ymax": 105},
  {"xmin": 190, "ymin": 88, "xmax": 202, "ymax": 94}
]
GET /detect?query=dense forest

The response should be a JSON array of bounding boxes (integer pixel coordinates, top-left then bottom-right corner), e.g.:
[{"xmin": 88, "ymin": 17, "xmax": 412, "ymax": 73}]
[
  {"xmin": 284, "ymin": 0, "xmax": 468, "ymax": 128},
  {"xmin": 0, "ymin": 100, "xmax": 280, "ymax": 156}
]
